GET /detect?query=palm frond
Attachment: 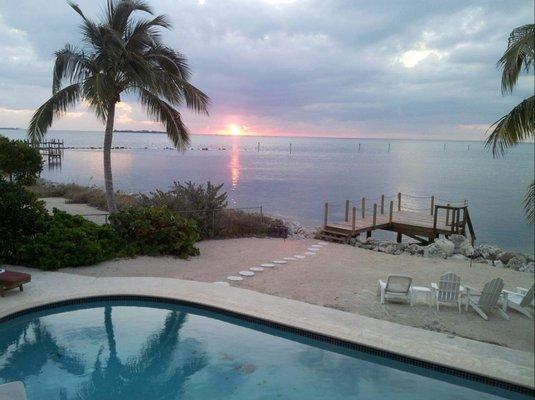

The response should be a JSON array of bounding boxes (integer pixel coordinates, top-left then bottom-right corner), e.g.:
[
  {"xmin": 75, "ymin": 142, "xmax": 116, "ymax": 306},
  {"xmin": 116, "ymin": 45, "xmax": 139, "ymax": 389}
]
[
  {"xmin": 136, "ymin": 88, "xmax": 190, "ymax": 149},
  {"xmin": 146, "ymin": 46, "xmax": 191, "ymax": 80},
  {"xmin": 125, "ymin": 15, "xmax": 171, "ymax": 51},
  {"xmin": 181, "ymin": 81, "xmax": 210, "ymax": 115},
  {"xmin": 108, "ymin": 0, "xmax": 153, "ymax": 33},
  {"xmin": 498, "ymin": 24, "xmax": 535, "ymax": 94},
  {"xmin": 53, "ymin": 45, "xmax": 93, "ymax": 92},
  {"xmin": 485, "ymin": 95, "xmax": 535, "ymax": 156},
  {"xmin": 28, "ymin": 84, "xmax": 81, "ymax": 143},
  {"xmin": 524, "ymin": 181, "xmax": 535, "ymax": 224}
]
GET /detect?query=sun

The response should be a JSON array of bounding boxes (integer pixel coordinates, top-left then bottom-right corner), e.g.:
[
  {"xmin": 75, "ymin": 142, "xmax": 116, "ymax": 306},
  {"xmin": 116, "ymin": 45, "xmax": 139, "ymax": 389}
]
[{"xmin": 228, "ymin": 124, "xmax": 242, "ymax": 136}]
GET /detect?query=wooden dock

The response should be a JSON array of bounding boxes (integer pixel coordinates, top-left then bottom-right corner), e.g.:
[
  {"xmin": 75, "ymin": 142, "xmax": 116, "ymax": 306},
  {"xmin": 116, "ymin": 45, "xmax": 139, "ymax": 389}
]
[
  {"xmin": 22, "ymin": 139, "xmax": 64, "ymax": 165},
  {"xmin": 320, "ymin": 193, "xmax": 475, "ymax": 245}
]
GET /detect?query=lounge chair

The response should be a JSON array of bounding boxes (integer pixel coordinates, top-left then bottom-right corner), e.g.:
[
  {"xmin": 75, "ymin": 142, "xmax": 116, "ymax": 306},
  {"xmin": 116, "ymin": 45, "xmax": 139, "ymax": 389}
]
[
  {"xmin": 465, "ymin": 278, "xmax": 509, "ymax": 320},
  {"xmin": 0, "ymin": 270, "xmax": 31, "ymax": 297},
  {"xmin": 502, "ymin": 284, "xmax": 534, "ymax": 319},
  {"xmin": 377, "ymin": 275, "xmax": 412, "ymax": 304},
  {"xmin": 431, "ymin": 272, "xmax": 463, "ymax": 313}
]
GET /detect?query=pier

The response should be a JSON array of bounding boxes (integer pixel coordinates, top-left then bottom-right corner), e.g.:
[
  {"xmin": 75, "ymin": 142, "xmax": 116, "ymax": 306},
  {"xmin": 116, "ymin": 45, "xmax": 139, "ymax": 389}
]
[
  {"xmin": 23, "ymin": 139, "xmax": 64, "ymax": 165},
  {"xmin": 320, "ymin": 193, "xmax": 476, "ymax": 245}
]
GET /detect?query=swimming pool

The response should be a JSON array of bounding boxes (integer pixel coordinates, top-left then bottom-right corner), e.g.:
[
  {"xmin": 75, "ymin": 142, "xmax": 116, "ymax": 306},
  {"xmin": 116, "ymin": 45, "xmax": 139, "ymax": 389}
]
[{"xmin": 0, "ymin": 298, "xmax": 531, "ymax": 399}]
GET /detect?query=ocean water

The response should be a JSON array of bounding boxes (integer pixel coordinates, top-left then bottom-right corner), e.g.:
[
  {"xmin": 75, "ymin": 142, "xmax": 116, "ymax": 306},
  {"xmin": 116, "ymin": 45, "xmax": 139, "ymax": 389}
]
[
  {"xmin": 2, "ymin": 129, "xmax": 534, "ymax": 253},
  {"xmin": 0, "ymin": 300, "xmax": 529, "ymax": 400}
]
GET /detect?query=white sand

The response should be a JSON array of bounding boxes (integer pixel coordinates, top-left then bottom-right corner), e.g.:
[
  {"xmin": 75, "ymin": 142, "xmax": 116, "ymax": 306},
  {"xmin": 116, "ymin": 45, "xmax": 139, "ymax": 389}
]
[{"xmin": 61, "ymin": 237, "xmax": 535, "ymax": 352}]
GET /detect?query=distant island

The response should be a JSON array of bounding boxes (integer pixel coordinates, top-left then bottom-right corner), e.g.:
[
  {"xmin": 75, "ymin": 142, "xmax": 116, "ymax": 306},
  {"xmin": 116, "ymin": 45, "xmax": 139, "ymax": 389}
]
[
  {"xmin": 0, "ymin": 127, "xmax": 21, "ymax": 130},
  {"xmin": 114, "ymin": 129, "xmax": 165, "ymax": 134}
]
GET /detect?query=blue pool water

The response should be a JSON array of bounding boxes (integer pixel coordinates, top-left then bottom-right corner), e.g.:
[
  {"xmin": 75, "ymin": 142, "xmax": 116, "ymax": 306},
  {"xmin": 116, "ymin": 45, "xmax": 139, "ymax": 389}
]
[{"xmin": 0, "ymin": 300, "xmax": 530, "ymax": 400}]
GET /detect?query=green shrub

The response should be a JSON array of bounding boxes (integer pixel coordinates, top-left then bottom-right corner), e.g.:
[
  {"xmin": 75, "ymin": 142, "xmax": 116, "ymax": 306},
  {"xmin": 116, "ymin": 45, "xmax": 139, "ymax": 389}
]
[
  {"xmin": 14, "ymin": 210, "xmax": 130, "ymax": 270},
  {"xmin": 0, "ymin": 136, "xmax": 43, "ymax": 185},
  {"xmin": 0, "ymin": 181, "xmax": 50, "ymax": 260},
  {"xmin": 109, "ymin": 207, "xmax": 200, "ymax": 258}
]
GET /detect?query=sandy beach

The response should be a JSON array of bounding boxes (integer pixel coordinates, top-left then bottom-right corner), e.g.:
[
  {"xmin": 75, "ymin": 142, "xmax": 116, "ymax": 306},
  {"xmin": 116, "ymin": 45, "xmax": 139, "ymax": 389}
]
[{"xmin": 57, "ymin": 237, "xmax": 535, "ymax": 353}]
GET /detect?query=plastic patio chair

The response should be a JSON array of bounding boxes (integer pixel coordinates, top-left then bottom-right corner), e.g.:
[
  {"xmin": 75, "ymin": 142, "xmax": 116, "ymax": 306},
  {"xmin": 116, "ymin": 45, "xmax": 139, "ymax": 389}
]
[
  {"xmin": 465, "ymin": 278, "xmax": 509, "ymax": 321},
  {"xmin": 377, "ymin": 275, "xmax": 412, "ymax": 304},
  {"xmin": 502, "ymin": 284, "xmax": 534, "ymax": 319},
  {"xmin": 431, "ymin": 272, "xmax": 462, "ymax": 313}
]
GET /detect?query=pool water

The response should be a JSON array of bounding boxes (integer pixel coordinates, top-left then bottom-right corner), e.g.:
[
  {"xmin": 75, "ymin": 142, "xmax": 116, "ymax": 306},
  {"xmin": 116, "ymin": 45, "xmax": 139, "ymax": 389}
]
[{"xmin": 0, "ymin": 300, "xmax": 530, "ymax": 400}]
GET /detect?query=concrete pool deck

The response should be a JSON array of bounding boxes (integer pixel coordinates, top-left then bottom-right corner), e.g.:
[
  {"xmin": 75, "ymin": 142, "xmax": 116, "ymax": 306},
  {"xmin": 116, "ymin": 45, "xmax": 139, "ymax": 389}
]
[{"xmin": 0, "ymin": 269, "xmax": 533, "ymax": 390}]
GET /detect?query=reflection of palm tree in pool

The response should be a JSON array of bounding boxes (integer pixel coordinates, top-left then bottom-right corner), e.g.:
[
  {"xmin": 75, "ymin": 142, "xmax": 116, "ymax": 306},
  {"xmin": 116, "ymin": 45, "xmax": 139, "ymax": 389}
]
[
  {"xmin": 76, "ymin": 306, "xmax": 208, "ymax": 400},
  {"xmin": 0, "ymin": 319, "xmax": 85, "ymax": 382}
]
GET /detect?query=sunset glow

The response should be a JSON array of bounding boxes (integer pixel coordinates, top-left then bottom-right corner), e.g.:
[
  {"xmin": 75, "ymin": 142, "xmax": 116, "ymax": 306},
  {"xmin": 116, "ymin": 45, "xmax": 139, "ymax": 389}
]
[{"xmin": 228, "ymin": 124, "xmax": 243, "ymax": 136}]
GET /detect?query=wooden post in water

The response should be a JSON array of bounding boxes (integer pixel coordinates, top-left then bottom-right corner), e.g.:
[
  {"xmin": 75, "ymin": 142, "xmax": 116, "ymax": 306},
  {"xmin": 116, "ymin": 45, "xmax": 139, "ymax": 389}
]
[
  {"xmin": 388, "ymin": 143, "xmax": 390, "ymax": 152},
  {"xmin": 445, "ymin": 203, "xmax": 451, "ymax": 226},
  {"xmin": 257, "ymin": 142, "xmax": 260, "ymax": 152},
  {"xmin": 351, "ymin": 207, "xmax": 356, "ymax": 233},
  {"xmin": 358, "ymin": 143, "xmax": 361, "ymax": 152},
  {"xmin": 289, "ymin": 143, "xmax": 292, "ymax": 154},
  {"xmin": 323, "ymin": 203, "xmax": 329, "ymax": 228},
  {"xmin": 361, "ymin": 197, "xmax": 366, "ymax": 219},
  {"xmin": 430, "ymin": 196, "xmax": 435, "ymax": 216},
  {"xmin": 372, "ymin": 204, "xmax": 377, "ymax": 227},
  {"xmin": 397, "ymin": 192, "xmax": 401, "ymax": 211},
  {"xmin": 380, "ymin": 195, "xmax": 385, "ymax": 214},
  {"xmin": 344, "ymin": 200, "xmax": 350, "ymax": 222},
  {"xmin": 389, "ymin": 201, "xmax": 393, "ymax": 223}
]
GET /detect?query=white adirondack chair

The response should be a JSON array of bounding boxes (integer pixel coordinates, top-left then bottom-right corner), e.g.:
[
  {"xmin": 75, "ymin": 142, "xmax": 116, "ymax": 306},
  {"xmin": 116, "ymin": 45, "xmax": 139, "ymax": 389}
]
[
  {"xmin": 465, "ymin": 278, "xmax": 509, "ymax": 320},
  {"xmin": 431, "ymin": 272, "xmax": 462, "ymax": 312},
  {"xmin": 377, "ymin": 275, "xmax": 412, "ymax": 304},
  {"xmin": 502, "ymin": 284, "xmax": 534, "ymax": 319}
]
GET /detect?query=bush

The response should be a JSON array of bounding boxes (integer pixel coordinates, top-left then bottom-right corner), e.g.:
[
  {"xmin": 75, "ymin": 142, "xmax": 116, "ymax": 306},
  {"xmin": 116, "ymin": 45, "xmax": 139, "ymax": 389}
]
[
  {"xmin": 14, "ymin": 210, "xmax": 130, "ymax": 270},
  {"xmin": 0, "ymin": 181, "xmax": 50, "ymax": 260},
  {"xmin": 109, "ymin": 207, "xmax": 200, "ymax": 258},
  {"xmin": 0, "ymin": 136, "xmax": 42, "ymax": 185}
]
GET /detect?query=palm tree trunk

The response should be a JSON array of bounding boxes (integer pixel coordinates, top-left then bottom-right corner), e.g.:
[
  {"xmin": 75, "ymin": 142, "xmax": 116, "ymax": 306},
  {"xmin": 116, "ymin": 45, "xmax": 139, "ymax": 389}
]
[{"xmin": 103, "ymin": 102, "xmax": 118, "ymax": 213}]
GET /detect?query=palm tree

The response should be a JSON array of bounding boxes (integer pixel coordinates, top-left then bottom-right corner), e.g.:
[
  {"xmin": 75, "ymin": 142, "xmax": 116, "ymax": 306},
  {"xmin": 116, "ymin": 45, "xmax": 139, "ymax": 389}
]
[
  {"xmin": 486, "ymin": 24, "xmax": 534, "ymax": 223},
  {"xmin": 28, "ymin": 0, "xmax": 209, "ymax": 213}
]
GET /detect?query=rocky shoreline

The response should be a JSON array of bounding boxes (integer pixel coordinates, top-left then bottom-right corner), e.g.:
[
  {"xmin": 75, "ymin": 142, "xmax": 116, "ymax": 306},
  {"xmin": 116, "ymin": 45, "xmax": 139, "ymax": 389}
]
[{"xmin": 281, "ymin": 219, "xmax": 534, "ymax": 273}]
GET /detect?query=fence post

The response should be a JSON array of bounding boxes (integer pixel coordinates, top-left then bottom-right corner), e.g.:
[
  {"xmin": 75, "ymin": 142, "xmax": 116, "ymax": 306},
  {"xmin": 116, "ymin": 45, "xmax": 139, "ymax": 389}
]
[
  {"xmin": 446, "ymin": 203, "xmax": 451, "ymax": 226},
  {"xmin": 373, "ymin": 204, "xmax": 377, "ymax": 227},
  {"xmin": 345, "ymin": 200, "xmax": 350, "ymax": 222},
  {"xmin": 323, "ymin": 203, "xmax": 329, "ymax": 228},
  {"xmin": 361, "ymin": 197, "xmax": 366, "ymax": 219},
  {"xmin": 389, "ymin": 201, "xmax": 393, "ymax": 223},
  {"xmin": 380, "ymin": 195, "xmax": 385, "ymax": 214},
  {"xmin": 397, "ymin": 192, "xmax": 401, "ymax": 211},
  {"xmin": 430, "ymin": 195, "xmax": 435, "ymax": 215},
  {"xmin": 351, "ymin": 207, "xmax": 356, "ymax": 233}
]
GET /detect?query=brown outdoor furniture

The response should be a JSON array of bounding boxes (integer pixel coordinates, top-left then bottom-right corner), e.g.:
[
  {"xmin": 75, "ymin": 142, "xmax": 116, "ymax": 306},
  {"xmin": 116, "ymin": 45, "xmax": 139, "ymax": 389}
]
[{"xmin": 0, "ymin": 270, "xmax": 31, "ymax": 297}]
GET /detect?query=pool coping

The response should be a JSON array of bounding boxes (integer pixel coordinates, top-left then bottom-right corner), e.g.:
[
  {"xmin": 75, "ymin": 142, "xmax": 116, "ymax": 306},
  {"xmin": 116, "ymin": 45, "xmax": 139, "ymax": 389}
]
[{"xmin": 0, "ymin": 275, "xmax": 534, "ymax": 394}]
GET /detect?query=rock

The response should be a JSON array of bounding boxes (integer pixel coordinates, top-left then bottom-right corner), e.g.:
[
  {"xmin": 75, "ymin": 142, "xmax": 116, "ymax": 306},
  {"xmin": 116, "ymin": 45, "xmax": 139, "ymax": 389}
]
[
  {"xmin": 449, "ymin": 234, "xmax": 470, "ymax": 254},
  {"xmin": 449, "ymin": 254, "xmax": 468, "ymax": 261},
  {"xmin": 494, "ymin": 260, "xmax": 504, "ymax": 268},
  {"xmin": 521, "ymin": 262, "xmax": 534, "ymax": 273},
  {"xmin": 408, "ymin": 244, "xmax": 424, "ymax": 255},
  {"xmin": 506, "ymin": 257, "xmax": 525, "ymax": 271},
  {"xmin": 424, "ymin": 238, "xmax": 455, "ymax": 259},
  {"xmin": 459, "ymin": 242, "xmax": 475, "ymax": 258},
  {"xmin": 476, "ymin": 244, "xmax": 501, "ymax": 260},
  {"xmin": 360, "ymin": 244, "xmax": 373, "ymax": 250},
  {"xmin": 499, "ymin": 251, "xmax": 526, "ymax": 265},
  {"xmin": 377, "ymin": 242, "xmax": 398, "ymax": 254},
  {"xmin": 473, "ymin": 256, "xmax": 487, "ymax": 263},
  {"xmin": 349, "ymin": 237, "xmax": 358, "ymax": 246},
  {"xmin": 393, "ymin": 249, "xmax": 404, "ymax": 255}
]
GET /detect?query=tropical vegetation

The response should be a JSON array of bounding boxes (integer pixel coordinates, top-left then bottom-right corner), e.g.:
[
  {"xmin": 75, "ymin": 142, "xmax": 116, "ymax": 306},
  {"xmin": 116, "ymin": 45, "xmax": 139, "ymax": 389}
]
[
  {"xmin": 486, "ymin": 24, "xmax": 534, "ymax": 223},
  {"xmin": 28, "ymin": 0, "xmax": 209, "ymax": 213}
]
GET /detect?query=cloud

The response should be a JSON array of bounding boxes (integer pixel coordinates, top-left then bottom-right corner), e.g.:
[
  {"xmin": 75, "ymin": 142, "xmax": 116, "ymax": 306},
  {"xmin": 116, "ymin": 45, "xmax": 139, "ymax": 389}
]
[{"xmin": 0, "ymin": 0, "xmax": 532, "ymax": 140}]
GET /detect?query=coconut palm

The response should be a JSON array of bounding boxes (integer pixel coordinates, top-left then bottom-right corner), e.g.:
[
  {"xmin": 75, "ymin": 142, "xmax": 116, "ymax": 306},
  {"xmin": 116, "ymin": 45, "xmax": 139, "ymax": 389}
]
[
  {"xmin": 486, "ymin": 24, "xmax": 534, "ymax": 223},
  {"xmin": 28, "ymin": 0, "xmax": 209, "ymax": 212}
]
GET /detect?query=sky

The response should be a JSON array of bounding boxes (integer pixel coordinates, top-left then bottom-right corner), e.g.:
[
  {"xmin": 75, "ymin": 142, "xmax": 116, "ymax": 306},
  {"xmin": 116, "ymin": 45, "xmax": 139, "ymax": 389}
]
[{"xmin": 0, "ymin": 0, "xmax": 533, "ymax": 139}]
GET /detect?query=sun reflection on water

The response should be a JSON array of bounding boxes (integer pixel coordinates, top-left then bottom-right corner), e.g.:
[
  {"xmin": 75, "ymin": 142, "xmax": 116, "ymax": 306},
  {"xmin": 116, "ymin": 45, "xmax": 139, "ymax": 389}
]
[{"xmin": 229, "ymin": 138, "xmax": 241, "ymax": 205}]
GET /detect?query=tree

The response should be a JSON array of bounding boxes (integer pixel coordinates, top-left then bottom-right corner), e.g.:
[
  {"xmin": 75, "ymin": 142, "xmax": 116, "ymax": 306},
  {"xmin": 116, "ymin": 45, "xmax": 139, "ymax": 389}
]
[
  {"xmin": 486, "ymin": 24, "xmax": 534, "ymax": 223},
  {"xmin": 0, "ymin": 136, "xmax": 43, "ymax": 185},
  {"xmin": 28, "ymin": 0, "xmax": 209, "ymax": 213}
]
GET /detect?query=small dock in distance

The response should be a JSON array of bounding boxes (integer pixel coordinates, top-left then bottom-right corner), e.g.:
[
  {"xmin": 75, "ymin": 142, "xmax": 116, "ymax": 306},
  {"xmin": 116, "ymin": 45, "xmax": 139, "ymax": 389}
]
[
  {"xmin": 22, "ymin": 139, "xmax": 64, "ymax": 165},
  {"xmin": 320, "ymin": 193, "xmax": 476, "ymax": 245}
]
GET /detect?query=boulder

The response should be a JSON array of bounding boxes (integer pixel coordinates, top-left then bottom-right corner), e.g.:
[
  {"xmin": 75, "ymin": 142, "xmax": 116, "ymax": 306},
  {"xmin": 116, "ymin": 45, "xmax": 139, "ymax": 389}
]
[
  {"xmin": 449, "ymin": 254, "xmax": 468, "ymax": 261},
  {"xmin": 459, "ymin": 242, "xmax": 476, "ymax": 258},
  {"xmin": 521, "ymin": 262, "xmax": 535, "ymax": 273},
  {"xmin": 449, "ymin": 234, "xmax": 470, "ymax": 254},
  {"xmin": 506, "ymin": 257, "xmax": 525, "ymax": 271},
  {"xmin": 476, "ymin": 244, "xmax": 501, "ymax": 260},
  {"xmin": 424, "ymin": 238, "xmax": 455, "ymax": 259},
  {"xmin": 377, "ymin": 242, "xmax": 398, "ymax": 254},
  {"xmin": 499, "ymin": 251, "xmax": 526, "ymax": 265},
  {"xmin": 473, "ymin": 256, "xmax": 487, "ymax": 263},
  {"xmin": 407, "ymin": 244, "xmax": 424, "ymax": 256},
  {"xmin": 487, "ymin": 260, "xmax": 504, "ymax": 268}
]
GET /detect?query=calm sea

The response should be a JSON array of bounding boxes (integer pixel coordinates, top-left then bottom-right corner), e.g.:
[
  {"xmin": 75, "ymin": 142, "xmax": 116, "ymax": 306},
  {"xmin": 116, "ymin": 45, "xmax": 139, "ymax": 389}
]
[{"xmin": 2, "ymin": 129, "xmax": 534, "ymax": 253}]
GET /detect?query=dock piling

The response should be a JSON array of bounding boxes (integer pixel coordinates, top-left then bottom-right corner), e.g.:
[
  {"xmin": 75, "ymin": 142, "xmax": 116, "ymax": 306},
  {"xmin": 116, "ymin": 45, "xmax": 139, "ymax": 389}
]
[
  {"xmin": 380, "ymin": 195, "xmax": 385, "ymax": 214},
  {"xmin": 344, "ymin": 200, "xmax": 350, "ymax": 222},
  {"xmin": 389, "ymin": 201, "xmax": 393, "ymax": 223},
  {"xmin": 351, "ymin": 207, "xmax": 356, "ymax": 233},
  {"xmin": 323, "ymin": 203, "xmax": 329, "ymax": 228},
  {"xmin": 361, "ymin": 197, "xmax": 366, "ymax": 219},
  {"xmin": 430, "ymin": 196, "xmax": 435, "ymax": 216},
  {"xmin": 397, "ymin": 192, "xmax": 401, "ymax": 211},
  {"xmin": 372, "ymin": 204, "xmax": 377, "ymax": 227}
]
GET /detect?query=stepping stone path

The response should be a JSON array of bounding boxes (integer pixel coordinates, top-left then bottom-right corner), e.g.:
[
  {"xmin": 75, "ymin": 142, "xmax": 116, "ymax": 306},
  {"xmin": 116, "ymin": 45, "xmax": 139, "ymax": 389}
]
[
  {"xmin": 239, "ymin": 270, "xmax": 255, "ymax": 276},
  {"xmin": 227, "ymin": 276, "xmax": 243, "ymax": 281},
  {"xmin": 294, "ymin": 255, "xmax": 306, "ymax": 259},
  {"xmin": 250, "ymin": 267, "xmax": 264, "ymax": 272},
  {"xmin": 305, "ymin": 251, "xmax": 316, "ymax": 256},
  {"xmin": 273, "ymin": 260, "xmax": 287, "ymax": 264},
  {"xmin": 307, "ymin": 247, "xmax": 319, "ymax": 252},
  {"xmin": 317, "ymin": 241, "xmax": 328, "ymax": 245},
  {"xmin": 261, "ymin": 263, "xmax": 276, "ymax": 268},
  {"xmin": 284, "ymin": 257, "xmax": 297, "ymax": 261},
  {"xmin": 213, "ymin": 281, "xmax": 230, "ymax": 286},
  {"xmin": 310, "ymin": 245, "xmax": 322, "ymax": 248}
]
